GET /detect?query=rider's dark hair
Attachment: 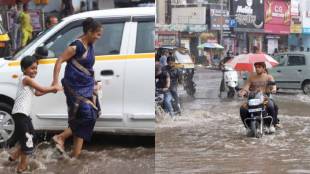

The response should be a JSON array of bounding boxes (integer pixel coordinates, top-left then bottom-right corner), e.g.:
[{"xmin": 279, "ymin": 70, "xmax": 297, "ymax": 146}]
[
  {"xmin": 167, "ymin": 56, "xmax": 175, "ymax": 63},
  {"xmin": 82, "ymin": 17, "xmax": 101, "ymax": 34},
  {"xmin": 254, "ymin": 62, "xmax": 268, "ymax": 74},
  {"xmin": 20, "ymin": 56, "xmax": 38, "ymax": 72}
]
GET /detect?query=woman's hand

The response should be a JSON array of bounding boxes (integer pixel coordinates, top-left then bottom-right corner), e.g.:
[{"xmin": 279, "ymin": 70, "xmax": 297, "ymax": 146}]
[{"xmin": 52, "ymin": 83, "xmax": 63, "ymax": 93}]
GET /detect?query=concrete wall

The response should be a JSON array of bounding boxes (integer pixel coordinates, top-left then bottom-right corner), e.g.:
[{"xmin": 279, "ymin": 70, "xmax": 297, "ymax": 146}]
[
  {"xmin": 98, "ymin": 0, "xmax": 115, "ymax": 9},
  {"xmin": 157, "ymin": 0, "xmax": 166, "ymax": 24},
  {"xmin": 28, "ymin": 0, "xmax": 89, "ymax": 13}
]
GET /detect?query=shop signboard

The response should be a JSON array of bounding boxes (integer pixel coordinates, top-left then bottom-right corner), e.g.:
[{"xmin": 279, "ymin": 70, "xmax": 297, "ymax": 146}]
[
  {"xmin": 209, "ymin": 9, "xmax": 230, "ymax": 30},
  {"xmin": 301, "ymin": 0, "xmax": 310, "ymax": 34},
  {"xmin": 291, "ymin": 0, "xmax": 302, "ymax": 33},
  {"xmin": 230, "ymin": 0, "xmax": 264, "ymax": 32},
  {"xmin": 264, "ymin": 0, "xmax": 290, "ymax": 34}
]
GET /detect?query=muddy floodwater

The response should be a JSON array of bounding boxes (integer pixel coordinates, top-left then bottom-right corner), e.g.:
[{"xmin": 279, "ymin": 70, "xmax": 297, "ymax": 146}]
[
  {"xmin": 0, "ymin": 135, "xmax": 154, "ymax": 174},
  {"xmin": 156, "ymin": 67, "xmax": 310, "ymax": 174}
]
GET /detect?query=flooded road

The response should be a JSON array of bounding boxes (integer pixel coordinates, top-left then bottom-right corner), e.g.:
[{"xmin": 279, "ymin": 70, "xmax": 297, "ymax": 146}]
[
  {"xmin": 156, "ymin": 67, "xmax": 310, "ymax": 174},
  {"xmin": 0, "ymin": 135, "xmax": 154, "ymax": 174}
]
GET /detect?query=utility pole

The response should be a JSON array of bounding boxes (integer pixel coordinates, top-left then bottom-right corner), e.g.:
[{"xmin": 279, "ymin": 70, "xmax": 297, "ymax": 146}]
[{"xmin": 220, "ymin": 0, "xmax": 223, "ymax": 45}]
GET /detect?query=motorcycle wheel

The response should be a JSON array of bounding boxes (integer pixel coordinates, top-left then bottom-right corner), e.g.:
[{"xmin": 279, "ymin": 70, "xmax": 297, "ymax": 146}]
[
  {"xmin": 227, "ymin": 87, "xmax": 235, "ymax": 98},
  {"xmin": 250, "ymin": 120, "xmax": 258, "ymax": 138}
]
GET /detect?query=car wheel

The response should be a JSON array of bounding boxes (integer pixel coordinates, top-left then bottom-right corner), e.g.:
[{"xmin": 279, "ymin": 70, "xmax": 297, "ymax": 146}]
[
  {"xmin": 302, "ymin": 82, "xmax": 310, "ymax": 95},
  {"xmin": 0, "ymin": 102, "xmax": 16, "ymax": 147}
]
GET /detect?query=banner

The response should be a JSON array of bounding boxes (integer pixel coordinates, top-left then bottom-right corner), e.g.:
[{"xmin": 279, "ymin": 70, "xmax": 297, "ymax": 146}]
[
  {"xmin": 264, "ymin": 0, "xmax": 290, "ymax": 34},
  {"xmin": 230, "ymin": 0, "xmax": 264, "ymax": 32},
  {"xmin": 301, "ymin": 0, "xmax": 310, "ymax": 33},
  {"xmin": 291, "ymin": 0, "xmax": 302, "ymax": 33},
  {"xmin": 209, "ymin": 9, "xmax": 230, "ymax": 30},
  {"xmin": 6, "ymin": 10, "xmax": 42, "ymax": 32}
]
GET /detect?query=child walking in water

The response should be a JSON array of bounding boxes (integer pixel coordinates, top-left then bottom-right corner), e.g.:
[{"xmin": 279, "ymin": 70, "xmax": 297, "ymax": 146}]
[{"xmin": 8, "ymin": 55, "xmax": 60, "ymax": 173}]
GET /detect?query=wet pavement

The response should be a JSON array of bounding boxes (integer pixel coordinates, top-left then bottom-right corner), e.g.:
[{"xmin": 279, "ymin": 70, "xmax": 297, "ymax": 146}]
[
  {"xmin": 156, "ymin": 67, "xmax": 310, "ymax": 174},
  {"xmin": 0, "ymin": 134, "xmax": 154, "ymax": 174}
]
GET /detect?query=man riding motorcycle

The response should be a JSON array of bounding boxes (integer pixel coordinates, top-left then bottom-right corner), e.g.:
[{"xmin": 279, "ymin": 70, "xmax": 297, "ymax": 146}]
[
  {"xmin": 155, "ymin": 63, "xmax": 174, "ymax": 116},
  {"xmin": 239, "ymin": 62, "xmax": 281, "ymax": 133},
  {"xmin": 162, "ymin": 56, "xmax": 181, "ymax": 115}
]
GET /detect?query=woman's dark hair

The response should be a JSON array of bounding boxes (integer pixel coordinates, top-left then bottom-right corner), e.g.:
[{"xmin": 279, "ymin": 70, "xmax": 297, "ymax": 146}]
[
  {"xmin": 82, "ymin": 17, "xmax": 101, "ymax": 34},
  {"xmin": 21, "ymin": 56, "xmax": 38, "ymax": 72}
]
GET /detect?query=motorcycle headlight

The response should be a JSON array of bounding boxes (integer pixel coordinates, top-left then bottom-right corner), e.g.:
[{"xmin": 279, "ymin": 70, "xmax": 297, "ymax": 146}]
[{"xmin": 248, "ymin": 98, "xmax": 263, "ymax": 106}]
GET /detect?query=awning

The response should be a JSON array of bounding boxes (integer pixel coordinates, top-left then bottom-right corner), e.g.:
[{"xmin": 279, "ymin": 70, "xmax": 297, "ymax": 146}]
[
  {"xmin": 197, "ymin": 43, "xmax": 224, "ymax": 49},
  {"xmin": 0, "ymin": 0, "xmax": 30, "ymax": 5}
]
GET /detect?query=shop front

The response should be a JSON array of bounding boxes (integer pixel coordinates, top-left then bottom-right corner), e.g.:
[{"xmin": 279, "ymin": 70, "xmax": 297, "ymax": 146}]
[
  {"xmin": 301, "ymin": 0, "xmax": 310, "ymax": 51},
  {"xmin": 264, "ymin": 0, "xmax": 290, "ymax": 54},
  {"xmin": 230, "ymin": 0, "xmax": 265, "ymax": 53}
]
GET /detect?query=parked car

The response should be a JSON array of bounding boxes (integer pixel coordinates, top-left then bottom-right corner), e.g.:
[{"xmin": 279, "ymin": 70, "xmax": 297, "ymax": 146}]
[
  {"xmin": 269, "ymin": 52, "xmax": 310, "ymax": 94},
  {"xmin": 0, "ymin": 7, "xmax": 155, "ymax": 145}
]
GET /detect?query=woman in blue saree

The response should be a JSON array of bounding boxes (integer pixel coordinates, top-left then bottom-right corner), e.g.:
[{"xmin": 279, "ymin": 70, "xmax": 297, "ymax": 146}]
[{"xmin": 51, "ymin": 17, "xmax": 102, "ymax": 158}]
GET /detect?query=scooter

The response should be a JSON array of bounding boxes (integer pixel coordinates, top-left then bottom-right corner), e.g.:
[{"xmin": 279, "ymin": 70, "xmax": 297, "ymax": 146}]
[{"xmin": 219, "ymin": 65, "xmax": 239, "ymax": 98}]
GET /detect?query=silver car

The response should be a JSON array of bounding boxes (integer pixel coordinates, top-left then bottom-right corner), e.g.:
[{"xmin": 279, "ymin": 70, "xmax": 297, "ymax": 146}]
[{"xmin": 269, "ymin": 52, "xmax": 310, "ymax": 94}]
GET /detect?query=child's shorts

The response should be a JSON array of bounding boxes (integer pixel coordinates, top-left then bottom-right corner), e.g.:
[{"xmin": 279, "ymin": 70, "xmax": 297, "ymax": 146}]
[{"xmin": 12, "ymin": 113, "xmax": 35, "ymax": 155}]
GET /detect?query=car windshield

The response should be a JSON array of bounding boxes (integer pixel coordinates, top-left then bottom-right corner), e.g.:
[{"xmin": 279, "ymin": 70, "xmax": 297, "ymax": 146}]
[{"xmin": 12, "ymin": 26, "xmax": 55, "ymax": 60}]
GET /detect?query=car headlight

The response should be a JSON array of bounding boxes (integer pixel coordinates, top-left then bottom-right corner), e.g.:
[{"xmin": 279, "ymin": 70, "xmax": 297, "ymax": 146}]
[{"xmin": 248, "ymin": 98, "xmax": 263, "ymax": 106}]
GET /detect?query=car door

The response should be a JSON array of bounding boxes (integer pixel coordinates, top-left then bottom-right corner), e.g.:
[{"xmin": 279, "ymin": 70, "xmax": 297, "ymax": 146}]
[
  {"xmin": 123, "ymin": 16, "xmax": 155, "ymax": 130},
  {"xmin": 92, "ymin": 17, "xmax": 129, "ymax": 129},
  {"xmin": 270, "ymin": 54, "xmax": 289, "ymax": 89},
  {"xmin": 285, "ymin": 54, "xmax": 307, "ymax": 89}
]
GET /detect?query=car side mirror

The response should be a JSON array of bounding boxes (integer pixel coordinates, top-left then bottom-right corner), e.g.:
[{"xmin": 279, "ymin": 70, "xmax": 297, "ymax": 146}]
[{"xmin": 34, "ymin": 46, "xmax": 49, "ymax": 59}]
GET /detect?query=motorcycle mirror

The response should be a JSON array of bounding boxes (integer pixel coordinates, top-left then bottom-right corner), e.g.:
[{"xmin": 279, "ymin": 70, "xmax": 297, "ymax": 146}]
[{"xmin": 267, "ymin": 81, "xmax": 276, "ymax": 86}]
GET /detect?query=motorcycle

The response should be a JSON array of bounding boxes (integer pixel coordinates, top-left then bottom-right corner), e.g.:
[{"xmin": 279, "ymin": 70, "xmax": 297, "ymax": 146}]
[
  {"xmin": 182, "ymin": 68, "xmax": 196, "ymax": 97},
  {"xmin": 155, "ymin": 89, "xmax": 181, "ymax": 117},
  {"xmin": 243, "ymin": 91, "xmax": 274, "ymax": 138},
  {"xmin": 155, "ymin": 89, "xmax": 165, "ymax": 118},
  {"xmin": 219, "ymin": 65, "xmax": 239, "ymax": 98}
]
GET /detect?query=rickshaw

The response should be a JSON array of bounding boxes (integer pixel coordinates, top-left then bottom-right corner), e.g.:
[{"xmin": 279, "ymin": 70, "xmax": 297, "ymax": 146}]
[{"xmin": 0, "ymin": 22, "xmax": 10, "ymax": 57}]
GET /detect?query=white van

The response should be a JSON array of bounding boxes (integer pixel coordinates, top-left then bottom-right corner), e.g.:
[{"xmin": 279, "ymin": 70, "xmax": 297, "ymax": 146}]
[{"xmin": 0, "ymin": 7, "xmax": 155, "ymax": 145}]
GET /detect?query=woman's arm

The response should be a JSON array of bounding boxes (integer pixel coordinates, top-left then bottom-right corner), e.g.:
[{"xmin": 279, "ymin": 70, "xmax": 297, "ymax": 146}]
[{"xmin": 52, "ymin": 46, "xmax": 76, "ymax": 85}]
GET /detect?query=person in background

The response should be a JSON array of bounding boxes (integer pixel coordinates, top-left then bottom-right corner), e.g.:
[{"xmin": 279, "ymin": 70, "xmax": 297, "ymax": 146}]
[
  {"xmin": 61, "ymin": 0, "xmax": 74, "ymax": 18},
  {"xmin": 20, "ymin": 3, "xmax": 33, "ymax": 47},
  {"xmin": 46, "ymin": 15, "xmax": 59, "ymax": 29},
  {"xmin": 160, "ymin": 49, "xmax": 169, "ymax": 67},
  {"xmin": 9, "ymin": 3, "xmax": 22, "ymax": 52}
]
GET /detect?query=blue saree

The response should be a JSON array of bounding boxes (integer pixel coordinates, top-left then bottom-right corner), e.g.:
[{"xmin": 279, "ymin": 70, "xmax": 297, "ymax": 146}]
[{"xmin": 62, "ymin": 40, "xmax": 100, "ymax": 142}]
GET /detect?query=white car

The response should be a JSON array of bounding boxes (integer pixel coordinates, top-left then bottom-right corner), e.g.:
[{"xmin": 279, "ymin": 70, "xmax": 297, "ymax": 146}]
[{"xmin": 0, "ymin": 7, "xmax": 155, "ymax": 145}]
